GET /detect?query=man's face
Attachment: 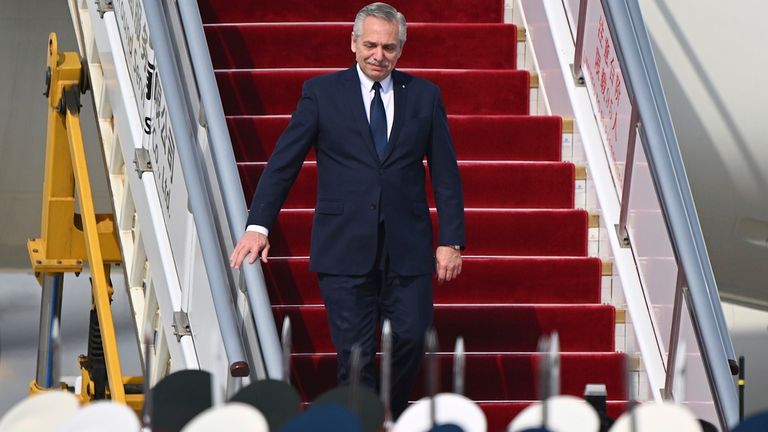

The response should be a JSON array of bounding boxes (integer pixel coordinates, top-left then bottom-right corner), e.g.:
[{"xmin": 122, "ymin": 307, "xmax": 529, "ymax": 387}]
[{"xmin": 351, "ymin": 16, "xmax": 403, "ymax": 82}]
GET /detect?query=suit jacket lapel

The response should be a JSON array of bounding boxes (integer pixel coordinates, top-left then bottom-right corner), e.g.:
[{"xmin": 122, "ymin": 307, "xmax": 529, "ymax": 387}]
[
  {"xmin": 342, "ymin": 66, "xmax": 380, "ymax": 163},
  {"xmin": 382, "ymin": 70, "xmax": 409, "ymax": 163}
]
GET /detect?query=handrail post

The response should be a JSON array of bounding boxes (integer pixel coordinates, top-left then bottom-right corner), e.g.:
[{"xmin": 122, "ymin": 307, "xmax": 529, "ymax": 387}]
[
  {"xmin": 615, "ymin": 102, "xmax": 639, "ymax": 247},
  {"xmin": 572, "ymin": 0, "xmax": 590, "ymax": 85},
  {"xmin": 664, "ymin": 269, "xmax": 686, "ymax": 400}
]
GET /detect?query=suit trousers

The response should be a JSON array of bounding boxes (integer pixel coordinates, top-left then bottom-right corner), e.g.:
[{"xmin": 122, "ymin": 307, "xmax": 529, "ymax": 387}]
[{"xmin": 317, "ymin": 226, "xmax": 433, "ymax": 418}]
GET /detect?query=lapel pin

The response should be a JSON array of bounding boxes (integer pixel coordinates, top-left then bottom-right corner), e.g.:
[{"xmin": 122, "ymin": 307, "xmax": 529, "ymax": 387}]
[{"xmin": 402, "ymin": 84, "xmax": 405, "ymax": 88}]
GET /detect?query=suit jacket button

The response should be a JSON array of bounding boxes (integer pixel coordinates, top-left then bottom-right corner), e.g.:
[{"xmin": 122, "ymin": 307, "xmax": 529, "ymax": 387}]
[{"xmin": 370, "ymin": 204, "xmax": 377, "ymax": 210}]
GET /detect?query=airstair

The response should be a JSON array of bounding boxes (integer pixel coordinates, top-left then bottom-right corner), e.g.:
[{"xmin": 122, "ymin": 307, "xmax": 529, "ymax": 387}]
[{"xmin": 10, "ymin": 0, "xmax": 739, "ymax": 430}]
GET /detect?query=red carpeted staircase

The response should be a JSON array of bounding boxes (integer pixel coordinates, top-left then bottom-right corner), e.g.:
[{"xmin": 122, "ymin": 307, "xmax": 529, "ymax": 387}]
[{"xmin": 200, "ymin": 1, "xmax": 627, "ymax": 429}]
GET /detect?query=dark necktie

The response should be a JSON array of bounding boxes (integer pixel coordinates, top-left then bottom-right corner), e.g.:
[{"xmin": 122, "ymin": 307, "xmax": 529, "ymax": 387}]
[{"xmin": 369, "ymin": 81, "xmax": 387, "ymax": 160}]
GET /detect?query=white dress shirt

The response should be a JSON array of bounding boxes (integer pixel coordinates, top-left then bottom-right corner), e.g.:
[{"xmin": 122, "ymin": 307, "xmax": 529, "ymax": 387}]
[
  {"xmin": 247, "ymin": 65, "xmax": 396, "ymax": 237},
  {"xmin": 356, "ymin": 63, "xmax": 395, "ymax": 139}
]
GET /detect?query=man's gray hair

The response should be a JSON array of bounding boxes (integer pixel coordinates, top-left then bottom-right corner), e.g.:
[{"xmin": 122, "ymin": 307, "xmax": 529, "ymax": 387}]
[{"xmin": 353, "ymin": 2, "xmax": 407, "ymax": 47}]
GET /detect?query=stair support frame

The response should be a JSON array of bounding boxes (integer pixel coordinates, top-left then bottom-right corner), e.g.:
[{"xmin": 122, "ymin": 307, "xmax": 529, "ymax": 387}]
[{"xmin": 28, "ymin": 33, "xmax": 130, "ymax": 404}]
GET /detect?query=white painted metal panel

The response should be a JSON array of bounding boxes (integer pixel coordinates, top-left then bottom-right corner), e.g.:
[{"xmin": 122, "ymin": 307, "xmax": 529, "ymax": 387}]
[
  {"xmin": 108, "ymin": 0, "xmax": 237, "ymax": 383},
  {"xmin": 78, "ymin": 0, "xmax": 200, "ymax": 370}
]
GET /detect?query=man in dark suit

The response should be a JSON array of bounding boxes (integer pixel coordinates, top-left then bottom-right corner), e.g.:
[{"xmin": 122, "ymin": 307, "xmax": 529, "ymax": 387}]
[{"xmin": 230, "ymin": 2, "xmax": 465, "ymax": 416}]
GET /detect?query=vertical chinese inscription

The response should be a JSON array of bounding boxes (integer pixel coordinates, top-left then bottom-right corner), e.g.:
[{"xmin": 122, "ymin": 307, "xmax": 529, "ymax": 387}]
[
  {"xmin": 114, "ymin": 0, "xmax": 176, "ymax": 220},
  {"xmin": 591, "ymin": 16, "xmax": 623, "ymax": 157},
  {"xmin": 152, "ymin": 79, "xmax": 176, "ymax": 216},
  {"xmin": 583, "ymin": 5, "xmax": 632, "ymax": 187},
  {"xmin": 114, "ymin": 0, "xmax": 150, "ymax": 120}
]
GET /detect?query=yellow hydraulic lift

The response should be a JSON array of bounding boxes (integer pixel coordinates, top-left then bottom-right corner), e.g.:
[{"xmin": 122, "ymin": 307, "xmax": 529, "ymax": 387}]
[{"xmin": 27, "ymin": 33, "xmax": 142, "ymax": 413}]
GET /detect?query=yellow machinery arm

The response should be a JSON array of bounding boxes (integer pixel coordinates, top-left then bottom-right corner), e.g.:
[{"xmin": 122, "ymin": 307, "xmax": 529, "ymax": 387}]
[{"xmin": 27, "ymin": 32, "xmax": 141, "ymax": 411}]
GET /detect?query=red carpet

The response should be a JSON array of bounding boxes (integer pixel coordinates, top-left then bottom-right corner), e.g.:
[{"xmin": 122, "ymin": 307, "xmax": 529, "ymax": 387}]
[
  {"xmin": 290, "ymin": 353, "xmax": 627, "ymax": 401},
  {"xmin": 202, "ymin": 0, "xmax": 627, "ymax": 429},
  {"xmin": 239, "ymin": 161, "xmax": 576, "ymax": 209},
  {"xmin": 264, "ymin": 257, "xmax": 603, "ymax": 305},
  {"xmin": 229, "ymin": 115, "xmax": 564, "ymax": 162},
  {"xmin": 199, "ymin": 0, "xmax": 505, "ymax": 24},
  {"xmin": 266, "ymin": 209, "xmax": 590, "ymax": 257},
  {"xmin": 273, "ymin": 304, "xmax": 616, "ymax": 353},
  {"xmin": 217, "ymin": 69, "xmax": 531, "ymax": 116},
  {"xmin": 206, "ymin": 23, "xmax": 518, "ymax": 70}
]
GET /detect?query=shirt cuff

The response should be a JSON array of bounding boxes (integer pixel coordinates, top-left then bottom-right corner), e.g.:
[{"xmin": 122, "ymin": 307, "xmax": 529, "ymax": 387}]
[{"xmin": 246, "ymin": 225, "xmax": 269, "ymax": 236}]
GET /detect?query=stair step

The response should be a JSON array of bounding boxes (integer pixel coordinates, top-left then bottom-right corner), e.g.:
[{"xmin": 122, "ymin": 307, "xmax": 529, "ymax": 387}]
[
  {"xmin": 274, "ymin": 304, "xmax": 615, "ymax": 354},
  {"xmin": 198, "ymin": 0, "xmax": 505, "ymax": 24},
  {"xmin": 290, "ymin": 352, "xmax": 628, "ymax": 401},
  {"xmin": 228, "ymin": 115, "xmax": 563, "ymax": 163},
  {"xmin": 239, "ymin": 161, "xmax": 575, "ymax": 209},
  {"xmin": 206, "ymin": 23, "xmax": 518, "ymax": 70},
  {"xmin": 267, "ymin": 209, "xmax": 589, "ymax": 257},
  {"xmin": 265, "ymin": 257, "xmax": 602, "ymax": 306},
  {"xmin": 216, "ymin": 69, "xmax": 531, "ymax": 116}
]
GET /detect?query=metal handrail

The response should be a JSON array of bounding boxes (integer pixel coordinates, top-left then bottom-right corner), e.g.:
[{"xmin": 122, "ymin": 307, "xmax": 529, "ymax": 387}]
[
  {"xmin": 149, "ymin": 0, "xmax": 282, "ymax": 379},
  {"xmin": 175, "ymin": 0, "xmax": 282, "ymax": 380},
  {"xmin": 590, "ymin": 0, "xmax": 739, "ymax": 428},
  {"xmin": 143, "ymin": 0, "xmax": 249, "ymax": 377}
]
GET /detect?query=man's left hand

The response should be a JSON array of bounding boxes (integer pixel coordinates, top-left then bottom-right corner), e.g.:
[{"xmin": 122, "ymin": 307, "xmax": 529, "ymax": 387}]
[{"xmin": 435, "ymin": 246, "xmax": 462, "ymax": 284}]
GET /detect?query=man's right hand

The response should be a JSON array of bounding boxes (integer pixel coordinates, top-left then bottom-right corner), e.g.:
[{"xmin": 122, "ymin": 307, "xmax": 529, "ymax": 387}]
[{"xmin": 229, "ymin": 231, "xmax": 270, "ymax": 269}]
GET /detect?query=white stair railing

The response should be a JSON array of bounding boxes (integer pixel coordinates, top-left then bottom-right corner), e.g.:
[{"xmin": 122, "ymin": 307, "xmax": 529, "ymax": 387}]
[
  {"xmin": 514, "ymin": 0, "xmax": 738, "ymax": 429},
  {"xmin": 69, "ymin": 0, "xmax": 283, "ymax": 393}
]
